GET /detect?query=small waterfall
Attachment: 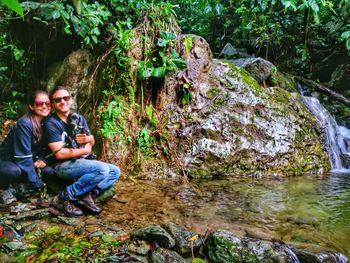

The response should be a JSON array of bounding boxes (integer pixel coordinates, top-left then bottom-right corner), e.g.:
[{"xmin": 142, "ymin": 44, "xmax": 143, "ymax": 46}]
[
  {"xmin": 302, "ymin": 96, "xmax": 350, "ymax": 172},
  {"xmin": 283, "ymin": 246, "xmax": 300, "ymax": 263},
  {"xmin": 317, "ymin": 252, "xmax": 348, "ymax": 263}
]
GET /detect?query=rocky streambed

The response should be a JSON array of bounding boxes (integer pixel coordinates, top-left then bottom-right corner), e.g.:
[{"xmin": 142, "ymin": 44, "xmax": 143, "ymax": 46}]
[{"xmin": 1, "ymin": 175, "xmax": 349, "ymax": 262}]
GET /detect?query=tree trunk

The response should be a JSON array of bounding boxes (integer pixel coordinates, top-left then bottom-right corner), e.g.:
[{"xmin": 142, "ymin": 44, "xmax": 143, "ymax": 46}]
[{"xmin": 296, "ymin": 76, "xmax": 350, "ymax": 107}]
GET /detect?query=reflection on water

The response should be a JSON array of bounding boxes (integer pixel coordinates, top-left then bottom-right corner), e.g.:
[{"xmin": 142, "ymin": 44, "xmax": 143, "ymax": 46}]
[{"xmin": 170, "ymin": 172, "xmax": 350, "ymax": 257}]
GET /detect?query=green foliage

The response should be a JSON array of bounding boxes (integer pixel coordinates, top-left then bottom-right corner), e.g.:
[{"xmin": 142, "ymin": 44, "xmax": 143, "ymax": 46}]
[
  {"xmin": 13, "ymin": 231, "xmax": 122, "ymax": 262},
  {"xmin": 137, "ymin": 128, "xmax": 151, "ymax": 149},
  {"xmin": 192, "ymin": 258, "xmax": 206, "ymax": 263},
  {"xmin": 0, "ymin": 0, "xmax": 23, "ymax": 16},
  {"xmin": 72, "ymin": 1, "xmax": 111, "ymax": 47},
  {"xmin": 138, "ymin": 31, "xmax": 187, "ymax": 80},
  {"xmin": 146, "ymin": 104, "xmax": 158, "ymax": 127},
  {"xmin": 0, "ymin": 24, "xmax": 29, "ymax": 86},
  {"xmin": 99, "ymin": 98, "xmax": 126, "ymax": 139},
  {"xmin": 181, "ymin": 82, "xmax": 193, "ymax": 106},
  {"xmin": 1, "ymin": 91, "xmax": 24, "ymax": 119},
  {"xmin": 184, "ymin": 36, "xmax": 193, "ymax": 54},
  {"xmin": 341, "ymin": 30, "xmax": 350, "ymax": 50},
  {"xmin": 174, "ymin": 0, "xmax": 349, "ymax": 73},
  {"xmin": 109, "ymin": 21, "xmax": 133, "ymax": 68}
]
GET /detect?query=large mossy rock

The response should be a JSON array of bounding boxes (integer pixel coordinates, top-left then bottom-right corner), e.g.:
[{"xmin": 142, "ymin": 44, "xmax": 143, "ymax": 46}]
[
  {"xmin": 206, "ymin": 230, "xmax": 347, "ymax": 263},
  {"xmin": 44, "ymin": 49, "xmax": 95, "ymax": 119},
  {"xmin": 206, "ymin": 230, "xmax": 292, "ymax": 263},
  {"xmin": 162, "ymin": 35, "xmax": 329, "ymax": 178}
]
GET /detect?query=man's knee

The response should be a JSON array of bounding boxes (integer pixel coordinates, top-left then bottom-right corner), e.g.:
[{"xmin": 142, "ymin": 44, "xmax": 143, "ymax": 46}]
[{"xmin": 108, "ymin": 164, "xmax": 120, "ymax": 180}]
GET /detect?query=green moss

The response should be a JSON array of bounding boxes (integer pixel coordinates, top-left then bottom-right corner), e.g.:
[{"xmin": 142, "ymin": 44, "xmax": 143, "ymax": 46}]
[
  {"xmin": 226, "ymin": 62, "xmax": 262, "ymax": 95},
  {"xmin": 212, "ymin": 97, "xmax": 226, "ymax": 110},
  {"xmin": 206, "ymin": 87, "xmax": 222, "ymax": 99},
  {"xmin": 268, "ymin": 69, "xmax": 297, "ymax": 92},
  {"xmin": 270, "ymin": 87, "xmax": 291, "ymax": 105},
  {"xmin": 207, "ymin": 235, "xmax": 259, "ymax": 263}
]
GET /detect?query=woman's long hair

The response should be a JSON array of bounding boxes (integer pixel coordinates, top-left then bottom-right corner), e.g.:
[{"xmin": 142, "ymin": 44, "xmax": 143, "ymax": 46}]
[{"xmin": 27, "ymin": 90, "xmax": 49, "ymax": 143}]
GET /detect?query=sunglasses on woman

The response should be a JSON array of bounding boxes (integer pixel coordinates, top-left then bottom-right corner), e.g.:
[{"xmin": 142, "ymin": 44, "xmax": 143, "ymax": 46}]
[
  {"xmin": 34, "ymin": 101, "xmax": 51, "ymax": 107},
  {"xmin": 52, "ymin": 96, "xmax": 71, "ymax": 103}
]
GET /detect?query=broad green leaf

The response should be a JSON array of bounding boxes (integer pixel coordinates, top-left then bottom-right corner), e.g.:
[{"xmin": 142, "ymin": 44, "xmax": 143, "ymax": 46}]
[
  {"xmin": 139, "ymin": 61, "xmax": 154, "ymax": 79},
  {"xmin": 160, "ymin": 31, "xmax": 176, "ymax": 41},
  {"xmin": 146, "ymin": 105, "xmax": 158, "ymax": 126},
  {"xmin": 170, "ymin": 48, "xmax": 180, "ymax": 59},
  {"xmin": 215, "ymin": 3, "xmax": 223, "ymax": 15},
  {"xmin": 72, "ymin": 0, "xmax": 83, "ymax": 14},
  {"xmin": 151, "ymin": 67, "xmax": 167, "ymax": 77},
  {"xmin": 171, "ymin": 58, "xmax": 187, "ymax": 70},
  {"xmin": 341, "ymin": 31, "xmax": 350, "ymax": 39},
  {"xmin": 0, "ymin": 0, "xmax": 23, "ymax": 16},
  {"xmin": 310, "ymin": 1, "xmax": 319, "ymax": 13}
]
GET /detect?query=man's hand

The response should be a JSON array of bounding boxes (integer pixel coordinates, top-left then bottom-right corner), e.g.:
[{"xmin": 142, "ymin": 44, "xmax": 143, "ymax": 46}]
[
  {"xmin": 75, "ymin": 134, "xmax": 94, "ymax": 145},
  {"xmin": 34, "ymin": 160, "xmax": 47, "ymax": 169}
]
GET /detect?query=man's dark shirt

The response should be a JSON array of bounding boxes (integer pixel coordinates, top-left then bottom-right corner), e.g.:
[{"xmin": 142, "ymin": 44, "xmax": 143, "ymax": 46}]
[{"xmin": 43, "ymin": 113, "xmax": 90, "ymax": 164}]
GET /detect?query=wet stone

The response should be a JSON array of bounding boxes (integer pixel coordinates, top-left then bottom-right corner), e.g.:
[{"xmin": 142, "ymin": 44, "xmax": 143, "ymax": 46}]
[
  {"xmin": 96, "ymin": 185, "xmax": 118, "ymax": 204},
  {"xmin": 244, "ymin": 239, "xmax": 290, "ymax": 263},
  {"xmin": 293, "ymin": 248, "xmax": 348, "ymax": 263},
  {"xmin": 3, "ymin": 241, "xmax": 25, "ymax": 251},
  {"xmin": 50, "ymin": 216, "xmax": 82, "ymax": 226},
  {"xmin": 162, "ymin": 222, "xmax": 202, "ymax": 255},
  {"xmin": 150, "ymin": 248, "xmax": 186, "ymax": 263},
  {"xmin": 6, "ymin": 208, "xmax": 51, "ymax": 221},
  {"xmin": 128, "ymin": 240, "xmax": 151, "ymax": 255},
  {"xmin": 131, "ymin": 225, "xmax": 175, "ymax": 249}
]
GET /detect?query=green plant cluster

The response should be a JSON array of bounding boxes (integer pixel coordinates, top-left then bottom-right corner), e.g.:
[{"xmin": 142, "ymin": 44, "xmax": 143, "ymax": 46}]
[
  {"xmin": 173, "ymin": 0, "xmax": 349, "ymax": 72},
  {"xmin": 139, "ymin": 31, "xmax": 187, "ymax": 79},
  {"xmin": 11, "ymin": 226, "xmax": 122, "ymax": 262}
]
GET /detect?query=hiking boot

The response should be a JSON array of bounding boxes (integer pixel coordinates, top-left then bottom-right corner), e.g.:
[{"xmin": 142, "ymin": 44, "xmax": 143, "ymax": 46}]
[
  {"xmin": 0, "ymin": 188, "xmax": 17, "ymax": 205},
  {"xmin": 50, "ymin": 195, "xmax": 83, "ymax": 217},
  {"xmin": 79, "ymin": 192, "xmax": 102, "ymax": 213}
]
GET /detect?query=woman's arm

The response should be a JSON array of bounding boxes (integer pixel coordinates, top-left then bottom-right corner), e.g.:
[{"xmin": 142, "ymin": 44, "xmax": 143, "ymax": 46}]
[{"xmin": 13, "ymin": 121, "xmax": 43, "ymax": 189}]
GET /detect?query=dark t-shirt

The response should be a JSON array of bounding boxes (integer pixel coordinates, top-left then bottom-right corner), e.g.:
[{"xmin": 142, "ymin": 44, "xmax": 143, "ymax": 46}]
[
  {"xmin": 43, "ymin": 113, "xmax": 90, "ymax": 163},
  {"xmin": 0, "ymin": 116, "xmax": 44, "ymax": 188}
]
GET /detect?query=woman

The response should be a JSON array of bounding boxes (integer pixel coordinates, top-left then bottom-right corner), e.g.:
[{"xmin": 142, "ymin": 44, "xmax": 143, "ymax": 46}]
[{"xmin": 0, "ymin": 90, "xmax": 51, "ymax": 204}]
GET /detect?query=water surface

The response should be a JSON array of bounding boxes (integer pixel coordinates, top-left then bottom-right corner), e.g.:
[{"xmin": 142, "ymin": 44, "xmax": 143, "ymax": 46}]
[
  {"xmin": 167, "ymin": 172, "xmax": 350, "ymax": 256},
  {"xmin": 102, "ymin": 172, "xmax": 350, "ymax": 257}
]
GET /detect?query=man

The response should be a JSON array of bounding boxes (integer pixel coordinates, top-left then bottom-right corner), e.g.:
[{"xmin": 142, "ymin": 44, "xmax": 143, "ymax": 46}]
[{"xmin": 44, "ymin": 86, "xmax": 120, "ymax": 216}]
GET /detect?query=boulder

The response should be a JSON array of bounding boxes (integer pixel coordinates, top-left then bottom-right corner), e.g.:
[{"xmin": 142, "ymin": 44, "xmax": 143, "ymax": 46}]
[
  {"xmin": 230, "ymin": 57, "xmax": 274, "ymax": 83},
  {"xmin": 162, "ymin": 222, "xmax": 202, "ymax": 255},
  {"xmin": 44, "ymin": 49, "xmax": 95, "ymax": 118},
  {"xmin": 164, "ymin": 56, "xmax": 329, "ymax": 178}
]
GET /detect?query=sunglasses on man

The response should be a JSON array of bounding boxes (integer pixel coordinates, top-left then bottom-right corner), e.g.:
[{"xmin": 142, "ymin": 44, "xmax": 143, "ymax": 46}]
[
  {"xmin": 34, "ymin": 101, "xmax": 51, "ymax": 107},
  {"xmin": 52, "ymin": 96, "xmax": 71, "ymax": 103}
]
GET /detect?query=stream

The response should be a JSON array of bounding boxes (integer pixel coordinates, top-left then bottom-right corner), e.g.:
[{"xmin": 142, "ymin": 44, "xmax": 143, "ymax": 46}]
[{"xmin": 101, "ymin": 171, "xmax": 350, "ymax": 257}]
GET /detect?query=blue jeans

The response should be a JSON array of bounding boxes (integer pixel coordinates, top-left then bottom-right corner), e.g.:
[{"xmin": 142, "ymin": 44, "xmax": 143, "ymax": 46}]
[{"xmin": 54, "ymin": 159, "xmax": 120, "ymax": 201}]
